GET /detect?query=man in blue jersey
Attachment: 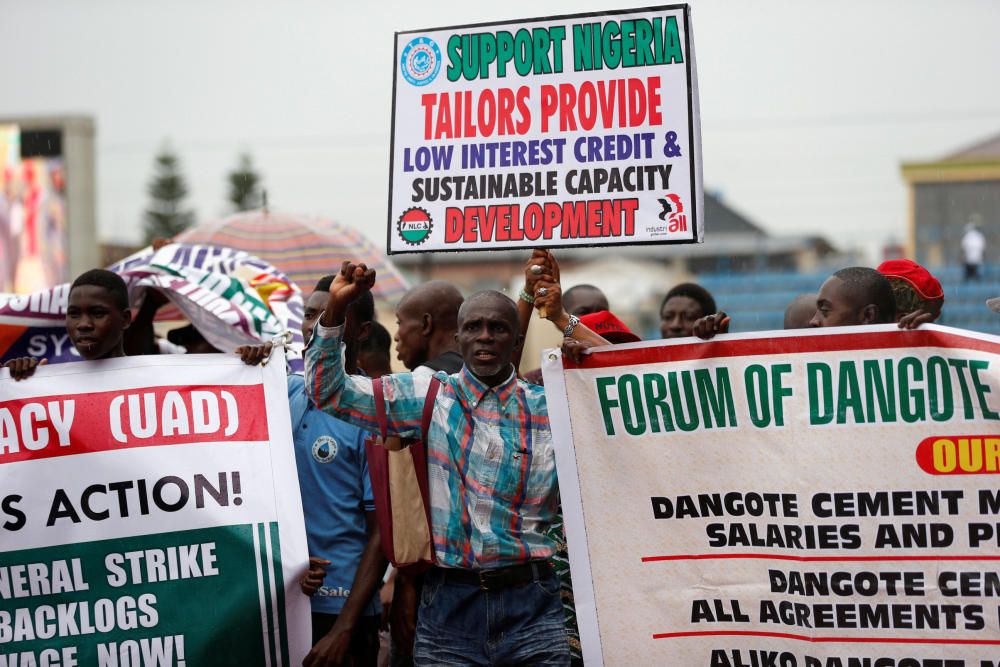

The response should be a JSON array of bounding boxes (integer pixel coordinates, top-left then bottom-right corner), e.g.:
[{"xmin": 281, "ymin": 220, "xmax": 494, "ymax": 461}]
[{"xmin": 240, "ymin": 275, "xmax": 386, "ymax": 667}]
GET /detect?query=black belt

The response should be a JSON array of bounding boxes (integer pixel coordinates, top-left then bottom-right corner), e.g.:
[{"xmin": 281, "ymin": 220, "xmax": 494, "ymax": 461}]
[{"xmin": 433, "ymin": 561, "xmax": 552, "ymax": 592}]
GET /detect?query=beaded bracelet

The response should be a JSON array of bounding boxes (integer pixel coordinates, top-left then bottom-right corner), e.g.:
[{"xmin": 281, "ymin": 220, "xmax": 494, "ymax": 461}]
[{"xmin": 519, "ymin": 288, "xmax": 535, "ymax": 304}]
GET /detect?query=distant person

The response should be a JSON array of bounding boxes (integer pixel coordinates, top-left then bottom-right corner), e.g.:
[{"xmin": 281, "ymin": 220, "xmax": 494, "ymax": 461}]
[
  {"xmin": 4, "ymin": 269, "xmax": 132, "ymax": 379},
  {"xmin": 167, "ymin": 323, "xmax": 220, "ymax": 354},
  {"xmin": 877, "ymin": 259, "xmax": 944, "ymax": 327},
  {"xmin": 561, "ymin": 284, "xmax": 609, "ymax": 317},
  {"xmin": 784, "ymin": 293, "xmax": 817, "ymax": 330},
  {"xmin": 961, "ymin": 222, "xmax": 986, "ymax": 282},
  {"xmin": 660, "ymin": 283, "xmax": 716, "ymax": 338},
  {"xmin": 393, "ymin": 280, "xmax": 464, "ymax": 374},
  {"xmin": 809, "ymin": 267, "xmax": 895, "ymax": 327},
  {"xmin": 358, "ymin": 320, "xmax": 393, "ymax": 378}
]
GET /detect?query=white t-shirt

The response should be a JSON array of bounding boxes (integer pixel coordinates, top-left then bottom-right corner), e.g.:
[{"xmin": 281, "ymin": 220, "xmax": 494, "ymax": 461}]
[{"xmin": 962, "ymin": 228, "xmax": 986, "ymax": 264}]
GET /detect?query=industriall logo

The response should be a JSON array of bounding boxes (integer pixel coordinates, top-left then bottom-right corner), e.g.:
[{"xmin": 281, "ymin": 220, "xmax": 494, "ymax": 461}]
[
  {"xmin": 400, "ymin": 36, "xmax": 441, "ymax": 87},
  {"xmin": 656, "ymin": 193, "xmax": 688, "ymax": 233},
  {"xmin": 397, "ymin": 207, "xmax": 433, "ymax": 245}
]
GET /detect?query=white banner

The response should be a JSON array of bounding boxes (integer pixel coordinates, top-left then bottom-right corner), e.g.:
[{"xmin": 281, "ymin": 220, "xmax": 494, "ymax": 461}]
[
  {"xmin": 388, "ymin": 4, "xmax": 702, "ymax": 253},
  {"xmin": 1, "ymin": 351, "xmax": 310, "ymax": 666},
  {"xmin": 543, "ymin": 324, "xmax": 1000, "ymax": 666}
]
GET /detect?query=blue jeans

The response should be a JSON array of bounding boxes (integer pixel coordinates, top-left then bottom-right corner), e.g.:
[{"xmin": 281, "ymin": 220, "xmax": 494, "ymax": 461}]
[{"xmin": 413, "ymin": 566, "xmax": 570, "ymax": 666}]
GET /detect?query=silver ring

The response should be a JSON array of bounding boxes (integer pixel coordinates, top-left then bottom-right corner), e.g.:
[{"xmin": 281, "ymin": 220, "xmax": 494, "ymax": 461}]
[
  {"xmin": 537, "ymin": 287, "xmax": 548, "ymax": 296},
  {"xmin": 530, "ymin": 265, "xmax": 544, "ymax": 275}
]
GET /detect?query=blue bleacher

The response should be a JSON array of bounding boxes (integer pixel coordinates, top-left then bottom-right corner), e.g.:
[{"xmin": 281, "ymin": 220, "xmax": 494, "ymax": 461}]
[{"xmin": 672, "ymin": 266, "xmax": 1000, "ymax": 337}]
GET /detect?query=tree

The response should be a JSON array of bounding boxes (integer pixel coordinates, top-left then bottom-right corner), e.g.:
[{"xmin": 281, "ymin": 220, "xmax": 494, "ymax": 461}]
[
  {"xmin": 227, "ymin": 153, "xmax": 263, "ymax": 212},
  {"xmin": 143, "ymin": 148, "xmax": 195, "ymax": 243}
]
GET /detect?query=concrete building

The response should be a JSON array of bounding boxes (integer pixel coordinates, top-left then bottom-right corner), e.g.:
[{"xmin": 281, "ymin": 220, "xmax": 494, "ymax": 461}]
[{"xmin": 901, "ymin": 131, "xmax": 1000, "ymax": 267}]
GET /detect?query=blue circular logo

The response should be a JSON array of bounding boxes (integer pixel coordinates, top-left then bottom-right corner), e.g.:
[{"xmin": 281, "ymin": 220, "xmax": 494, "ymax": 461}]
[
  {"xmin": 312, "ymin": 436, "xmax": 339, "ymax": 463},
  {"xmin": 400, "ymin": 37, "xmax": 441, "ymax": 87}
]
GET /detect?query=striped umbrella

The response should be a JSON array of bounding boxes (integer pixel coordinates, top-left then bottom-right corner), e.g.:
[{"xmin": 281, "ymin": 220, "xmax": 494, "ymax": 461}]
[{"xmin": 175, "ymin": 209, "xmax": 410, "ymax": 300}]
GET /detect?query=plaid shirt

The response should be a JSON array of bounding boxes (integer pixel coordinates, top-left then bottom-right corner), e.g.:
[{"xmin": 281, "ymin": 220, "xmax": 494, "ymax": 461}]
[{"xmin": 306, "ymin": 322, "xmax": 559, "ymax": 569}]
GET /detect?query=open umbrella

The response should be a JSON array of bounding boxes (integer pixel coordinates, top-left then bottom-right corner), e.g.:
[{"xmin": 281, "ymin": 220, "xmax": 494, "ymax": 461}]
[{"xmin": 175, "ymin": 209, "xmax": 410, "ymax": 300}]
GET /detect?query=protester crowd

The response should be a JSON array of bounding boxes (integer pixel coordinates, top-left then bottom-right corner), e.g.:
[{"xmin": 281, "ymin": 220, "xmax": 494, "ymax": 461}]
[{"xmin": 2, "ymin": 249, "xmax": 952, "ymax": 667}]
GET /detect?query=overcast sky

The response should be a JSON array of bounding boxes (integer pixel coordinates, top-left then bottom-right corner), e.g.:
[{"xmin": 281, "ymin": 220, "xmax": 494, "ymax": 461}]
[{"xmin": 2, "ymin": 0, "xmax": 999, "ymax": 260}]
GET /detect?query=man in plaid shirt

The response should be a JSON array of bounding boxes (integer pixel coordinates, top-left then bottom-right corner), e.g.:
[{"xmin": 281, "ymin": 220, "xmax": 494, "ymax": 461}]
[{"xmin": 306, "ymin": 262, "xmax": 569, "ymax": 666}]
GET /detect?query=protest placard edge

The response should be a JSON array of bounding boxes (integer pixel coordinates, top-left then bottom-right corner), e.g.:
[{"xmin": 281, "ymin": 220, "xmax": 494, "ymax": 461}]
[{"xmin": 541, "ymin": 347, "xmax": 607, "ymax": 667}]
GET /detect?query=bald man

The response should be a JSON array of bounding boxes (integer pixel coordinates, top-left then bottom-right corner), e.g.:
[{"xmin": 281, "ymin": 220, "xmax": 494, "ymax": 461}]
[
  {"xmin": 394, "ymin": 280, "xmax": 464, "ymax": 374},
  {"xmin": 562, "ymin": 284, "xmax": 609, "ymax": 317},
  {"xmin": 385, "ymin": 281, "xmax": 464, "ymax": 663},
  {"xmin": 784, "ymin": 293, "xmax": 817, "ymax": 329}
]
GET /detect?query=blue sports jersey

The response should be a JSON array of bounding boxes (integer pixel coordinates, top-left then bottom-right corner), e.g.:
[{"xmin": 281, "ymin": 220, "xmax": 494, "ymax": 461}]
[{"xmin": 288, "ymin": 373, "xmax": 379, "ymax": 616}]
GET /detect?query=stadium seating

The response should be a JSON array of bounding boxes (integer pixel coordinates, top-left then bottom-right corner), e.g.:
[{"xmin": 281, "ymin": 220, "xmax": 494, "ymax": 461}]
[{"xmin": 647, "ymin": 266, "xmax": 1000, "ymax": 337}]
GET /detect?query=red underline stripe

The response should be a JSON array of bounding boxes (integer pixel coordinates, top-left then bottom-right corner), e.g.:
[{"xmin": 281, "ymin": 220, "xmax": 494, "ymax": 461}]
[
  {"xmin": 651, "ymin": 630, "xmax": 1000, "ymax": 645},
  {"xmin": 642, "ymin": 553, "xmax": 1000, "ymax": 562},
  {"xmin": 563, "ymin": 329, "xmax": 1000, "ymax": 369}
]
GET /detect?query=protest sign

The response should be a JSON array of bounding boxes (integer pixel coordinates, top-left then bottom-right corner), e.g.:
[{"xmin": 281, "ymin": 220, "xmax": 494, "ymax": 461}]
[
  {"xmin": 0, "ymin": 243, "xmax": 304, "ymax": 369},
  {"xmin": 388, "ymin": 4, "xmax": 701, "ymax": 254},
  {"xmin": 542, "ymin": 325, "xmax": 1000, "ymax": 666},
  {"xmin": 1, "ymin": 350, "xmax": 310, "ymax": 666}
]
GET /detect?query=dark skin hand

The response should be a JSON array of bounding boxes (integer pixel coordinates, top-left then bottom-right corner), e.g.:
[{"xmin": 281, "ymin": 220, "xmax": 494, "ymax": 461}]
[
  {"xmin": 560, "ymin": 337, "xmax": 594, "ymax": 364},
  {"xmin": 692, "ymin": 312, "xmax": 731, "ymax": 340},
  {"xmin": 236, "ymin": 342, "xmax": 274, "ymax": 366},
  {"xmin": 513, "ymin": 249, "xmax": 559, "ymax": 377},
  {"xmin": 3, "ymin": 357, "xmax": 47, "ymax": 381},
  {"xmin": 897, "ymin": 309, "xmax": 935, "ymax": 330},
  {"xmin": 304, "ymin": 512, "xmax": 387, "ymax": 667},
  {"xmin": 321, "ymin": 262, "xmax": 376, "ymax": 329},
  {"xmin": 513, "ymin": 249, "xmax": 555, "ymax": 371},
  {"xmin": 301, "ymin": 557, "xmax": 331, "ymax": 596}
]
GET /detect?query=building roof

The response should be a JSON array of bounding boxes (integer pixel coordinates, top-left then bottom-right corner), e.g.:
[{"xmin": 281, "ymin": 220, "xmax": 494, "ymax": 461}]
[
  {"xmin": 900, "ymin": 129, "xmax": 1000, "ymax": 184},
  {"xmin": 945, "ymin": 131, "xmax": 1000, "ymax": 161},
  {"xmin": 703, "ymin": 191, "xmax": 766, "ymax": 235}
]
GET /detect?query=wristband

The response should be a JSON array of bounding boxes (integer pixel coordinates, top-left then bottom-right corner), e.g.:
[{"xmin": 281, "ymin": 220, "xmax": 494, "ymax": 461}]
[
  {"xmin": 519, "ymin": 288, "xmax": 535, "ymax": 304},
  {"xmin": 562, "ymin": 314, "xmax": 580, "ymax": 337}
]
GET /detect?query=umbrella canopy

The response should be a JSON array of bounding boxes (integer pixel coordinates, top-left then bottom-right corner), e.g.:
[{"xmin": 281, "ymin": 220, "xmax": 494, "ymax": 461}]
[
  {"xmin": 176, "ymin": 209, "xmax": 410, "ymax": 300},
  {"xmin": 1, "ymin": 242, "xmax": 306, "ymax": 367}
]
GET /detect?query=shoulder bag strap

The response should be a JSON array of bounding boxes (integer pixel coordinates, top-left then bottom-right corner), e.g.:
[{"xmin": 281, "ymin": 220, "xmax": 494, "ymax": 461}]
[
  {"xmin": 372, "ymin": 377, "xmax": 388, "ymax": 441},
  {"xmin": 421, "ymin": 376, "xmax": 441, "ymax": 442}
]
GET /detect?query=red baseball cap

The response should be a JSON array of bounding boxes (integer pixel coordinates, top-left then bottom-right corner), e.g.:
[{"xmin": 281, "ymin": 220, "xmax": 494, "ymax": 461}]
[
  {"xmin": 876, "ymin": 259, "xmax": 944, "ymax": 301},
  {"xmin": 579, "ymin": 310, "xmax": 641, "ymax": 344}
]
